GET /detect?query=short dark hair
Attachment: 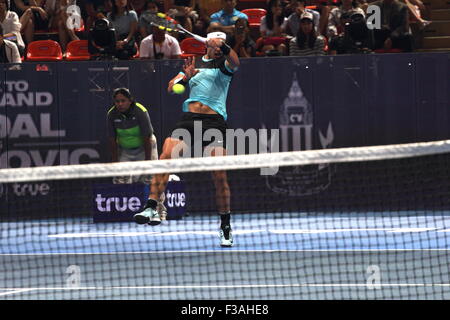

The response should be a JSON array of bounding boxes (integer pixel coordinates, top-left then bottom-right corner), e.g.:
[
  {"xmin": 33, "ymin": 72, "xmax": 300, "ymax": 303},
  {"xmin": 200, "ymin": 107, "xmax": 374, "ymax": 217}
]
[
  {"xmin": 0, "ymin": 0, "xmax": 10, "ymax": 10},
  {"xmin": 113, "ymin": 88, "xmax": 135, "ymax": 105},
  {"xmin": 145, "ymin": 0, "xmax": 160, "ymax": 11}
]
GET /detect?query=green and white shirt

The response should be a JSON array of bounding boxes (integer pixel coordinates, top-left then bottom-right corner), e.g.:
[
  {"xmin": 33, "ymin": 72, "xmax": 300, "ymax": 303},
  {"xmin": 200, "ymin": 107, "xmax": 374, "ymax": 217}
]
[{"xmin": 107, "ymin": 102, "xmax": 154, "ymax": 149}]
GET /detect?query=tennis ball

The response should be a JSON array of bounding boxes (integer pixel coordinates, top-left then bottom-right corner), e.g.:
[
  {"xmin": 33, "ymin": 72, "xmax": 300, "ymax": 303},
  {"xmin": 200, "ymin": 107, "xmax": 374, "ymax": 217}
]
[{"xmin": 172, "ymin": 83, "xmax": 185, "ymax": 94}]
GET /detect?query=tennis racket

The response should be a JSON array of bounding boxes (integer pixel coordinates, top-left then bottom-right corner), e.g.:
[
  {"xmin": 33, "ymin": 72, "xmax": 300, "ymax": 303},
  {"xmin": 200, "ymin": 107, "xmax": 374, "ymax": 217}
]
[{"xmin": 153, "ymin": 12, "xmax": 208, "ymax": 44}]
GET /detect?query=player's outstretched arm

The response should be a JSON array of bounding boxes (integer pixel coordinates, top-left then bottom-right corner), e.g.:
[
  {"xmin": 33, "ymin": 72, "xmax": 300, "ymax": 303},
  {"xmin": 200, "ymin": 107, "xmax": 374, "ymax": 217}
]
[
  {"xmin": 167, "ymin": 56, "xmax": 199, "ymax": 93},
  {"xmin": 223, "ymin": 45, "xmax": 240, "ymax": 70}
]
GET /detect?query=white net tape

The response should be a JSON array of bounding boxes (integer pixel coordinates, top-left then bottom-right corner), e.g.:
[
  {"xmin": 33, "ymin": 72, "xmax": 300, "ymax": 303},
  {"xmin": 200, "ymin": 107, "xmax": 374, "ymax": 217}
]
[{"xmin": 1, "ymin": 139, "xmax": 450, "ymax": 183}]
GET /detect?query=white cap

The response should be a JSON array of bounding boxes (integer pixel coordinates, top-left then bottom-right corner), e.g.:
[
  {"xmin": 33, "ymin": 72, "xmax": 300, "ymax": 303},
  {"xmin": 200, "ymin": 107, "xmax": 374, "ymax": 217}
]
[
  {"xmin": 206, "ymin": 31, "xmax": 227, "ymax": 40},
  {"xmin": 300, "ymin": 12, "xmax": 314, "ymax": 22}
]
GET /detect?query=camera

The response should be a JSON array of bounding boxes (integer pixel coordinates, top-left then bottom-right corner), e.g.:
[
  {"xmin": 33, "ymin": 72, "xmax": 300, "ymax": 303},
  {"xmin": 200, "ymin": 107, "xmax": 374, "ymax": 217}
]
[
  {"xmin": 93, "ymin": 18, "xmax": 109, "ymax": 31},
  {"xmin": 342, "ymin": 13, "xmax": 374, "ymax": 53},
  {"xmin": 88, "ymin": 18, "xmax": 117, "ymax": 59}
]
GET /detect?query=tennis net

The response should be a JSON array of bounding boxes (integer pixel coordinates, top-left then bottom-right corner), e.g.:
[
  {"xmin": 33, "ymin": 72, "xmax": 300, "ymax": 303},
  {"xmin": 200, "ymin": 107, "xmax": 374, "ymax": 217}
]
[{"xmin": 1, "ymin": 139, "xmax": 450, "ymax": 300}]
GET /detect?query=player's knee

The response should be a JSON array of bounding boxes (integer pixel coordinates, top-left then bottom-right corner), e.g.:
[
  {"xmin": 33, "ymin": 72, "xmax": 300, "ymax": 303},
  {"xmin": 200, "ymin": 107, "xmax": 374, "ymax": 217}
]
[{"xmin": 159, "ymin": 151, "xmax": 172, "ymax": 160}]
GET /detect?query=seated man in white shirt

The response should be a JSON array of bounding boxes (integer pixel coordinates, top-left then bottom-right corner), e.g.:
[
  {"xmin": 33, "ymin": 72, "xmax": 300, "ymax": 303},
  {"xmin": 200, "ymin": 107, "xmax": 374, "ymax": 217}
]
[
  {"xmin": 139, "ymin": 24, "xmax": 182, "ymax": 59},
  {"xmin": 0, "ymin": 24, "xmax": 20, "ymax": 63}
]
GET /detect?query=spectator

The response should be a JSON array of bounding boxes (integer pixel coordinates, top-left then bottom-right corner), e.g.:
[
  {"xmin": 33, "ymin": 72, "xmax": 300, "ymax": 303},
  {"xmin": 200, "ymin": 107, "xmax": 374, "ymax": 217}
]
[
  {"xmin": 316, "ymin": 1, "xmax": 332, "ymax": 37},
  {"xmin": 327, "ymin": 0, "xmax": 365, "ymax": 39},
  {"xmin": 165, "ymin": 0, "xmax": 198, "ymax": 37},
  {"xmin": 259, "ymin": 0, "xmax": 288, "ymax": 56},
  {"xmin": 139, "ymin": 23, "xmax": 181, "ymax": 59},
  {"xmin": 286, "ymin": 0, "xmax": 320, "ymax": 36},
  {"xmin": 107, "ymin": 0, "xmax": 138, "ymax": 59},
  {"xmin": 16, "ymin": 0, "xmax": 57, "ymax": 44},
  {"xmin": 328, "ymin": 12, "xmax": 373, "ymax": 54},
  {"xmin": 192, "ymin": 1, "xmax": 209, "ymax": 37},
  {"xmin": 207, "ymin": 0, "xmax": 247, "ymax": 35},
  {"xmin": 281, "ymin": 0, "xmax": 298, "ymax": 18},
  {"xmin": 85, "ymin": 0, "xmax": 112, "ymax": 32},
  {"xmin": 58, "ymin": 0, "xmax": 81, "ymax": 52},
  {"xmin": 289, "ymin": 11, "xmax": 325, "ymax": 56},
  {"xmin": 130, "ymin": 0, "xmax": 147, "ymax": 16},
  {"xmin": 227, "ymin": 17, "xmax": 255, "ymax": 58},
  {"xmin": 0, "ymin": 0, "xmax": 24, "ymax": 55},
  {"xmin": 403, "ymin": 0, "xmax": 431, "ymax": 29},
  {"xmin": 138, "ymin": 0, "xmax": 160, "ymax": 39},
  {"xmin": 0, "ymin": 24, "xmax": 21, "ymax": 62},
  {"xmin": 371, "ymin": 0, "xmax": 414, "ymax": 52}
]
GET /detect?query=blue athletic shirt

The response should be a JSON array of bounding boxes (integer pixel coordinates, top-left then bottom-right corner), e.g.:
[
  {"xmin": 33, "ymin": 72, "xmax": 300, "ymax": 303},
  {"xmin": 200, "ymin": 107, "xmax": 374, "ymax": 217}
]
[
  {"xmin": 210, "ymin": 9, "xmax": 248, "ymax": 26},
  {"xmin": 182, "ymin": 56, "xmax": 236, "ymax": 121}
]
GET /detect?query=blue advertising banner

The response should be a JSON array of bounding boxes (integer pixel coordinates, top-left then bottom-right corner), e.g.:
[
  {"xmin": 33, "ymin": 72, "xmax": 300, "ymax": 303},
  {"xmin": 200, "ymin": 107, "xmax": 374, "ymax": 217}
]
[
  {"xmin": 92, "ymin": 178, "xmax": 186, "ymax": 223},
  {"xmin": 313, "ymin": 55, "xmax": 367, "ymax": 148},
  {"xmin": 365, "ymin": 53, "xmax": 418, "ymax": 145},
  {"xmin": 2, "ymin": 63, "xmax": 62, "ymax": 169},
  {"xmin": 56, "ymin": 62, "xmax": 109, "ymax": 164},
  {"xmin": 93, "ymin": 183, "xmax": 149, "ymax": 222},
  {"xmin": 415, "ymin": 53, "xmax": 450, "ymax": 142},
  {"xmin": 164, "ymin": 178, "xmax": 186, "ymax": 220}
]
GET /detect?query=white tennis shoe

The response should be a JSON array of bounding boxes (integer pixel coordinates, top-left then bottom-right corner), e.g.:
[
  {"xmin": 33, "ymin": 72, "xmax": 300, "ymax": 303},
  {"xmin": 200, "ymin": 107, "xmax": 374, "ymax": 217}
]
[
  {"xmin": 219, "ymin": 225, "xmax": 233, "ymax": 247},
  {"xmin": 134, "ymin": 207, "xmax": 161, "ymax": 226}
]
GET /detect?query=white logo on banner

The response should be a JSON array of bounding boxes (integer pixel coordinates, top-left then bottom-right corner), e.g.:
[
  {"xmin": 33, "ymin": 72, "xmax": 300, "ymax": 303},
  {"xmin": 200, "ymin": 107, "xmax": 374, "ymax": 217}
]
[
  {"xmin": 0, "ymin": 80, "xmax": 100, "ymax": 168},
  {"xmin": 264, "ymin": 73, "xmax": 335, "ymax": 196},
  {"xmin": 95, "ymin": 194, "xmax": 142, "ymax": 212}
]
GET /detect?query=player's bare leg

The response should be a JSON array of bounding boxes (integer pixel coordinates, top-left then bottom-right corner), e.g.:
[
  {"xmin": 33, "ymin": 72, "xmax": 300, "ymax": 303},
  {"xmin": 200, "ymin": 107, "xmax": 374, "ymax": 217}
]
[
  {"xmin": 134, "ymin": 137, "xmax": 184, "ymax": 225},
  {"xmin": 209, "ymin": 146, "xmax": 233, "ymax": 247}
]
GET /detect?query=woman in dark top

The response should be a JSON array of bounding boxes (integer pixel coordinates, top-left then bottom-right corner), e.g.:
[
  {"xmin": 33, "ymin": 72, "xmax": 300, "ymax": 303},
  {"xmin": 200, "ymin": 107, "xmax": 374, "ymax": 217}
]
[
  {"xmin": 164, "ymin": 0, "xmax": 197, "ymax": 36},
  {"xmin": 227, "ymin": 18, "xmax": 255, "ymax": 58}
]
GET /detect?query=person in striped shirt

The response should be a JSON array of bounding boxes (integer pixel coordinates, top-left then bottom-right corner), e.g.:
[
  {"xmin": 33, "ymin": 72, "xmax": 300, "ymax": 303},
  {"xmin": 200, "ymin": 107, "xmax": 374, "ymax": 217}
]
[{"xmin": 289, "ymin": 12, "xmax": 325, "ymax": 56}]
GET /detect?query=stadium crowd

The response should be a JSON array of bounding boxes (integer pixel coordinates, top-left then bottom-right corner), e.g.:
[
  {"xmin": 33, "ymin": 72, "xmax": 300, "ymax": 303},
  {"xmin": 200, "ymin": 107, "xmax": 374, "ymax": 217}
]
[{"xmin": 0, "ymin": 0, "xmax": 433, "ymax": 62}]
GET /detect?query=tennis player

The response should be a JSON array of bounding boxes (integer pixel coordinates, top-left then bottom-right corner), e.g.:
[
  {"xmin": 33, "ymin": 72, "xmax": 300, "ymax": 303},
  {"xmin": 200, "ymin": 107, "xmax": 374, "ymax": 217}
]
[
  {"xmin": 107, "ymin": 88, "xmax": 167, "ymax": 219},
  {"xmin": 133, "ymin": 31, "xmax": 240, "ymax": 247}
]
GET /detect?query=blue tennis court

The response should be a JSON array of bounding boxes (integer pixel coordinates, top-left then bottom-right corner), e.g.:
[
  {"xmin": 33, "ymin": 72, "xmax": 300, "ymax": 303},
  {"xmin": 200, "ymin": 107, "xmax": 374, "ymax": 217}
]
[{"xmin": 1, "ymin": 211, "xmax": 450, "ymax": 299}]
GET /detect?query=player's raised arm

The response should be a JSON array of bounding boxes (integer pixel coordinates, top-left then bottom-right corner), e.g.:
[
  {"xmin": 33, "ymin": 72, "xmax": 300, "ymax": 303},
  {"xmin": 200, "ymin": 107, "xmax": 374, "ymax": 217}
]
[
  {"xmin": 206, "ymin": 38, "xmax": 240, "ymax": 70},
  {"xmin": 167, "ymin": 56, "xmax": 199, "ymax": 93}
]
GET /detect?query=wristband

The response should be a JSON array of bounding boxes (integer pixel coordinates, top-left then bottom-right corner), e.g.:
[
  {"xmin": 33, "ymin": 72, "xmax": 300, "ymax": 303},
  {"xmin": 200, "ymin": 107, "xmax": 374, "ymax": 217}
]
[
  {"xmin": 174, "ymin": 72, "xmax": 188, "ymax": 85},
  {"xmin": 220, "ymin": 42, "xmax": 231, "ymax": 55}
]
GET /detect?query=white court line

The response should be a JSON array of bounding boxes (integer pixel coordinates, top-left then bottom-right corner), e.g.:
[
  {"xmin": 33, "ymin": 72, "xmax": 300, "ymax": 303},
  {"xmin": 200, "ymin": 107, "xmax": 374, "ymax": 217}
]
[
  {"xmin": 47, "ymin": 230, "xmax": 266, "ymax": 238},
  {"xmin": 2, "ymin": 248, "xmax": 450, "ymax": 256},
  {"xmin": 46, "ymin": 227, "xmax": 440, "ymax": 238},
  {"xmin": 1, "ymin": 283, "xmax": 450, "ymax": 293},
  {"xmin": 0, "ymin": 289, "xmax": 34, "ymax": 296}
]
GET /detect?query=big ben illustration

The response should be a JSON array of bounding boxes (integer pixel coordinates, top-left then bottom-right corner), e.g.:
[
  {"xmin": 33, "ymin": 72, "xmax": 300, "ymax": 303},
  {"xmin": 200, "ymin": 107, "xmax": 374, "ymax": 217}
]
[{"xmin": 265, "ymin": 73, "xmax": 334, "ymax": 196}]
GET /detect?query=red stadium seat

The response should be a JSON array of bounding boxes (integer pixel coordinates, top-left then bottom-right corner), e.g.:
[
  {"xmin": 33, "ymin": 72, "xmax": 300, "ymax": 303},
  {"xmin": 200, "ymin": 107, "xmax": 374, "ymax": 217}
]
[
  {"xmin": 26, "ymin": 40, "xmax": 63, "ymax": 61},
  {"xmin": 180, "ymin": 37, "xmax": 206, "ymax": 58},
  {"xmin": 241, "ymin": 8, "xmax": 267, "ymax": 27},
  {"xmin": 65, "ymin": 40, "xmax": 90, "ymax": 60}
]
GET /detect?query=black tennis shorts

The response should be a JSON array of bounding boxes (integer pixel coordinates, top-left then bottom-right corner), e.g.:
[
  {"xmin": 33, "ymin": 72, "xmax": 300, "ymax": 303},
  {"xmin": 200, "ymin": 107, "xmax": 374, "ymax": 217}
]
[{"xmin": 170, "ymin": 112, "xmax": 228, "ymax": 150}]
